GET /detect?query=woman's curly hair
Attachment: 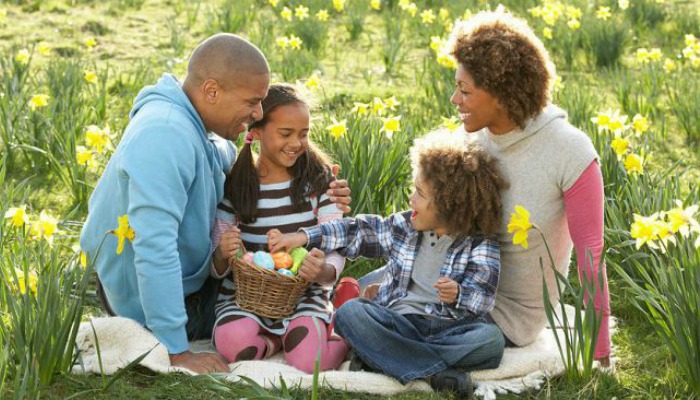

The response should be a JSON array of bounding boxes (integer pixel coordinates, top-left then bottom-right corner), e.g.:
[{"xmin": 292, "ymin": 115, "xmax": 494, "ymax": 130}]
[
  {"xmin": 410, "ymin": 130, "xmax": 508, "ymax": 237},
  {"xmin": 449, "ymin": 9, "xmax": 555, "ymax": 129}
]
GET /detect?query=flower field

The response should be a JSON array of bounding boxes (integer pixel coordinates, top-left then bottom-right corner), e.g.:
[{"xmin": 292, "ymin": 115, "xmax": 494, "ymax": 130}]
[{"xmin": 1, "ymin": 0, "xmax": 699, "ymax": 398}]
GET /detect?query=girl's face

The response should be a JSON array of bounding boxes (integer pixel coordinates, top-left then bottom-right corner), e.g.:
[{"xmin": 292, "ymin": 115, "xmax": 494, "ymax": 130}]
[
  {"xmin": 253, "ymin": 102, "xmax": 310, "ymax": 173},
  {"xmin": 408, "ymin": 174, "xmax": 449, "ymax": 236},
  {"xmin": 450, "ymin": 65, "xmax": 515, "ymax": 135}
]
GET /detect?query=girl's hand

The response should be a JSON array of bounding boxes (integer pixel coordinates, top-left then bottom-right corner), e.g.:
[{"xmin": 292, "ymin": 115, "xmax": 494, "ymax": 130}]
[
  {"xmin": 213, "ymin": 227, "xmax": 242, "ymax": 275},
  {"xmin": 326, "ymin": 165, "xmax": 352, "ymax": 214},
  {"xmin": 434, "ymin": 277, "xmax": 459, "ymax": 304},
  {"xmin": 298, "ymin": 248, "xmax": 335, "ymax": 283},
  {"xmin": 267, "ymin": 230, "xmax": 308, "ymax": 253},
  {"xmin": 362, "ymin": 283, "xmax": 380, "ymax": 300}
]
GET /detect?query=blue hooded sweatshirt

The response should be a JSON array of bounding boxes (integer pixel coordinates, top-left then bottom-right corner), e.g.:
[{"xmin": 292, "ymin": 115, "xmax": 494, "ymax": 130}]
[{"xmin": 80, "ymin": 74, "xmax": 236, "ymax": 353}]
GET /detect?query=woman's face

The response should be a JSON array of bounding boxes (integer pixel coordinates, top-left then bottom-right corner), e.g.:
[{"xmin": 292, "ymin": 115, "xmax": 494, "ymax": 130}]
[{"xmin": 450, "ymin": 65, "xmax": 515, "ymax": 135}]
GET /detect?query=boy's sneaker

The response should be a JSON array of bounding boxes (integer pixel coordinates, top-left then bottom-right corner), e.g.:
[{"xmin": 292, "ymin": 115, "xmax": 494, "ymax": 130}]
[
  {"xmin": 427, "ymin": 369, "xmax": 473, "ymax": 399},
  {"xmin": 347, "ymin": 350, "xmax": 375, "ymax": 373}
]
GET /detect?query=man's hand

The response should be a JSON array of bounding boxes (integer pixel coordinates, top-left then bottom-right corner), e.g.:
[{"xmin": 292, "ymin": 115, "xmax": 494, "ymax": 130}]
[
  {"xmin": 267, "ymin": 229, "xmax": 308, "ymax": 253},
  {"xmin": 169, "ymin": 350, "xmax": 229, "ymax": 374},
  {"xmin": 362, "ymin": 283, "xmax": 380, "ymax": 300},
  {"xmin": 327, "ymin": 165, "xmax": 352, "ymax": 214},
  {"xmin": 298, "ymin": 248, "xmax": 335, "ymax": 284},
  {"xmin": 434, "ymin": 277, "xmax": 459, "ymax": 304}
]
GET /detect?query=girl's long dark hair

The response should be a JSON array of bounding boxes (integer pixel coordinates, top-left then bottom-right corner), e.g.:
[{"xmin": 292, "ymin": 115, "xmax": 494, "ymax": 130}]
[{"xmin": 225, "ymin": 83, "xmax": 334, "ymax": 224}]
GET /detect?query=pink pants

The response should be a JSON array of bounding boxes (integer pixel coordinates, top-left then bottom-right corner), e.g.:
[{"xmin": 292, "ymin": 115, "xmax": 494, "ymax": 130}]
[{"xmin": 214, "ymin": 316, "xmax": 348, "ymax": 373}]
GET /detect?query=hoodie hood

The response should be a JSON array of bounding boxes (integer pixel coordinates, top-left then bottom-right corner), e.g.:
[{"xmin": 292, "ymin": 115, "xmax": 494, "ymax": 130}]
[
  {"xmin": 130, "ymin": 73, "xmax": 206, "ymax": 136},
  {"xmin": 485, "ymin": 104, "xmax": 568, "ymax": 150}
]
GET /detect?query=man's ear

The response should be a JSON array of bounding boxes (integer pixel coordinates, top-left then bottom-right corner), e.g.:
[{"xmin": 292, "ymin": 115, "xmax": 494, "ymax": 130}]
[{"xmin": 202, "ymin": 79, "xmax": 221, "ymax": 104}]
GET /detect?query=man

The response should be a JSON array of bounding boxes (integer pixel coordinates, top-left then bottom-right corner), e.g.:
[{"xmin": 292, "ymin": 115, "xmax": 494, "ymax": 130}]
[{"xmin": 80, "ymin": 34, "xmax": 350, "ymax": 374}]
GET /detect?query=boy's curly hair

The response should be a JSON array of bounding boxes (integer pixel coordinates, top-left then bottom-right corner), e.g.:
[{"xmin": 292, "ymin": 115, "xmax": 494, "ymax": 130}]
[
  {"xmin": 410, "ymin": 130, "xmax": 507, "ymax": 237},
  {"xmin": 449, "ymin": 9, "xmax": 555, "ymax": 129}
]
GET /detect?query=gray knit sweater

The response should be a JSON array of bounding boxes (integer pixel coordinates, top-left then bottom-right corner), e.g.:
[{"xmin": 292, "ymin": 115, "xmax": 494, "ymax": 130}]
[{"xmin": 468, "ymin": 104, "xmax": 598, "ymax": 347}]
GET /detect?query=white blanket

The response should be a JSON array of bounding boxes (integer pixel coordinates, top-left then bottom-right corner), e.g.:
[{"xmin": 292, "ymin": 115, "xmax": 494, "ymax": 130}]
[{"xmin": 72, "ymin": 307, "xmax": 611, "ymax": 399}]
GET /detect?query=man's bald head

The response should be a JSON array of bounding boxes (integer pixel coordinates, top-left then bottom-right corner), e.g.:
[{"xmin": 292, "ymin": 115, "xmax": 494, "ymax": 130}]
[{"xmin": 186, "ymin": 33, "xmax": 269, "ymax": 89}]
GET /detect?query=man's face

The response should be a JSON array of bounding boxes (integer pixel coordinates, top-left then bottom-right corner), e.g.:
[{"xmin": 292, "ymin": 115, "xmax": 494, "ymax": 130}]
[{"xmin": 208, "ymin": 73, "xmax": 269, "ymax": 141}]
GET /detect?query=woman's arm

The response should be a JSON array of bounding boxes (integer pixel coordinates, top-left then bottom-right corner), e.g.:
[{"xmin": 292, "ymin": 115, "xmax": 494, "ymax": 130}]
[{"xmin": 563, "ymin": 160, "xmax": 611, "ymax": 362}]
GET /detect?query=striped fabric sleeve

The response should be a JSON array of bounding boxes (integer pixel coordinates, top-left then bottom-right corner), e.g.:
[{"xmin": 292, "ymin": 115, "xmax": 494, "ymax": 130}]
[{"xmin": 318, "ymin": 213, "xmax": 345, "ymax": 283}]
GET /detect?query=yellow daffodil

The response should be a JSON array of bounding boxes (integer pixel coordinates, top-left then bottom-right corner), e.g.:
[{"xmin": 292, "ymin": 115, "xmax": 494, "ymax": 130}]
[
  {"xmin": 85, "ymin": 37, "xmax": 97, "ymax": 49},
  {"xmin": 371, "ymin": 0, "xmax": 381, "ymax": 10},
  {"xmin": 384, "ymin": 96, "xmax": 400, "ymax": 110},
  {"xmin": 611, "ymin": 135, "xmax": 629, "ymax": 159},
  {"xmin": 295, "ymin": 5, "xmax": 309, "ymax": 20},
  {"xmin": 420, "ymin": 9, "xmax": 436, "ymax": 25},
  {"xmin": 439, "ymin": 8, "xmax": 449, "ymax": 21},
  {"xmin": 288, "ymin": 35, "xmax": 302, "ymax": 50},
  {"xmin": 430, "ymin": 36, "xmax": 444, "ymax": 51},
  {"xmin": 567, "ymin": 18, "xmax": 581, "ymax": 30},
  {"xmin": 406, "ymin": 3, "xmax": 418, "ymax": 17},
  {"xmin": 553, "ymin": 75, "xmax": 564, "ymax": 92},
  {"xmin": 507, "ymin": 205, "xmax": 533, "ymax": 249},
  {"xmin": 542, "ymin": 27, "xmax": 553, "ymax": 40},
  {"xmin": 30, "ymin": 210, "xmax": 59, "ymax": 245},
  {"xmin": 351, "ymin": 102, "xmax": 369, "ymax": 115},
  {"xmin": 85, "ymin": 124, "xmax": 111, "ymax": 153},
  {"xmin": 112, "ymin": 214, "xmax": 135, "ymax": 255},
  {"xmin": 37, "ymin": 42, "xmax": 51, "ymax": 56},
  {"xmin": 316, "ymin": 9, "xmax": 329, "ymax": 21},
  {"xmin": 276, "ymin": 36, "xmax": 290, "ymax": 49},
  {"xmin": 333, "ymin": 0, "xmax": 345, "ymax": 12},
  {"xmin": 0, "ymin": 8, "xmax": 6, "ymax": 20},
  {"xmin": 28, "ymin": 94, "xmax": 50, "ymax": 111},
  {"xmin": 305, "ymin": 74, "xmax": 320, "ymax": 89},
  {"xmin": 566, "ymin": 6, "xmax": 582, "ymax": 19},
  {"xmin": 591, "ymin": 109, "xmax": 627, "ymax": 133},
  {"xmin": 16, "ymin": 270, "xmax": 38, "ymax": 296},
  {"xmin": 398, "ymin": 0, "xmax": 410, "ymax": 9},
  {"xmin": 529, "ymin": 6, "xmax": 543, "ymax": 18},
  {"xmin": 380, "ymin": 115, "xmax": 401, "ymax": 139},
  {"xmin": 636, "ymin": 48, "xmax": 651, "ymax": 64},
  {"xmin": 15, "ymin": 49, "xmax": 30, "ymax": 65},
  {"xmin": 81, "ymin": 251, "xmax": 88, "ymax": 267},
  {"xmin": 280, "ymin": 7, "xmax": 292, "ymax": 21},
  {"xmin": 268, "ymin": 0, "xmax": 279, "ymax": 7},
  {"xmin": 648, "ymin": 48, "xmax": 662, "ymax": 61},
  {"xmin": 630, "ymin": 213, "xmax": 661, "ymax": 249},
  {"xmin": 84, "ymin": 70, "xmax": 97, "ymax": 84},
  {"xmin": 624, "ymin": 153, "xmax": 644, "ymax": 175},
  {"xmin": 663, "ymin": 58, "xmax": 677, "ymax": 72},
  {"xmin": 596, "ymin": 6, "xmax": 612, "ymax": 20},
  {"xmin": 436, "ymin": 51, "xmax": 457, "ymax": 69},
  {"xmin": 618, "ymin": 0, "xmax": 629, "ymax": 10},
  {"xmin": 685, "ymin": 34, "xmax": 697, "ymax": 47},
  {"xmin": 631, "ymin": 114, "xmax": 650, "ymax": 135},
  {"xmin": 371, "ymin": 97, "xmax": 386, "ymax": 116},
  {"xmin": 664, "ymin": 201, "xmax": 699, "ymax": 237},
  {"xmin": 441, "ymin": 116, "xmax": 462, "ymax": 131},
  {"xmin": 4, "ymin": 205, "xmax": 29, "ymax": 227},
  {"xmin": 327, "ymin": 119, "xmax": 347, "ymax": 139},
  {"xmin": 76, "ymin": 145, "xmax": 95, "ymax": 166}
]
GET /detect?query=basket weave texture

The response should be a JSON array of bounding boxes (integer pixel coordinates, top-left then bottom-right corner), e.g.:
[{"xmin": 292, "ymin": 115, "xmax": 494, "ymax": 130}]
[{"xmin": 230, "ymin": 257, "xmax": 309, "ymax": 319}]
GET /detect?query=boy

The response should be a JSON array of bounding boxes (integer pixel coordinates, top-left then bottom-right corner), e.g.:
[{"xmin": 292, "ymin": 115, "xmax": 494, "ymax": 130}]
[{"xmin": 269, "ymin": 130, "xmax": 507, "ymax": 398}]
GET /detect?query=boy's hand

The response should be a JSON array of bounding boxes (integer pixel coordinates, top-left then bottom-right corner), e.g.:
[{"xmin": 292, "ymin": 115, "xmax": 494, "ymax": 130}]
[
  {"xmin": 214, "ymin": 227, "xmax": 242, "ymax": 262},
  {"xmin": 434, "ymin": 277, "xmax": 459, "ymax": 304},
  {"xmin": 267, "ymin": 230, "xmax": 308, "ymax": 253},
  {"xmin": 362, "ymin": 283, "xmax": 380, "ymax": 300},
  {"xmin": 298, "ymin": 248, "xmax": 335, "ymax": 283},
  {"xmin": 327, "ymin": 165, "xmax": 352, "ymax": 214}
]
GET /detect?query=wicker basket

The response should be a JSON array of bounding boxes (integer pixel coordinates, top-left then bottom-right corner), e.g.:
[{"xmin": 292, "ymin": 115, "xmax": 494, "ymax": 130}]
[{"xmin": 230, "ymin": 257, "xmax": 309, "ymax": 319}]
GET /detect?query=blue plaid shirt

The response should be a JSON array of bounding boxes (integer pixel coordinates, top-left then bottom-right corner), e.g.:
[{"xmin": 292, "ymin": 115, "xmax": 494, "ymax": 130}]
[{"xmin": 302, "ymin": 210, "xmax": 500, "ymax": 320}]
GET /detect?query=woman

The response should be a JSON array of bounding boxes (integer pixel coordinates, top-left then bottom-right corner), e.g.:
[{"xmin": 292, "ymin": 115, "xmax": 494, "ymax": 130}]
[{"xmin": 363, "ymin": 9, "xmax": 611, "ymax": 367}]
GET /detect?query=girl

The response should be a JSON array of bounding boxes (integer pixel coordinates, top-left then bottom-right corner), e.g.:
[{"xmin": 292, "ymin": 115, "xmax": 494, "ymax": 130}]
[{"xmin": 210, "ymin": 83, "xmax": 349, "ymax": 373}]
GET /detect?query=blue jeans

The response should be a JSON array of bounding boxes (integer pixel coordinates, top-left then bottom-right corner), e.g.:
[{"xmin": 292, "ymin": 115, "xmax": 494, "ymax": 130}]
[{"xmin": 334, "ymin": 298, "xmax": 505, "ymax": 384}]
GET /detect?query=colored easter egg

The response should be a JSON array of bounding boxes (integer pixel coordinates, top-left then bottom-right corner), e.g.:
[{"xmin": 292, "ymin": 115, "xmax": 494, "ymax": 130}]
[
  {"xmin": 289, "ymin": 247, "xmax": 308, "ymax": 274},
  {"xmin": 253, "ymin": 251, "xmax": 275, "ymax": 270},
  {"xmin": 271, "ymin": 251, "xmax": 293, "ymax": 270},
  {"xmin": 242, "ymin": 252, "xmax": 255, "ymax": 264},
  {"xmin": 277, "ymin": 268, "xmax": 294, "ymax": 276}
]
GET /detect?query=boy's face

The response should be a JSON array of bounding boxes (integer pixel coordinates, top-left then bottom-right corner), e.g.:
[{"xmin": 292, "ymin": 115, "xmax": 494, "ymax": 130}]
[{"xmin": 408, "ymin": 175, "xmax": 449, "ymax": 236}]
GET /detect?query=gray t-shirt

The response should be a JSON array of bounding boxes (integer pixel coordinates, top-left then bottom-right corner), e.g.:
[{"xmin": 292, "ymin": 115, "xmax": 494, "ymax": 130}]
[{"xmin": 390, "ymin": 231, "xmax": 455, "ymax": 315}]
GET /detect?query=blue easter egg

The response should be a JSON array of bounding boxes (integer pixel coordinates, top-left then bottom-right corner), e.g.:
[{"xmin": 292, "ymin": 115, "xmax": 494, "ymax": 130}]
[
  {"xmin": 277, "ymin": 268, "xmax": 294, "ymax": 276},
  {"xmin": 253, "ymin": 251, "xmax": 275, "ymax": 270}
]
